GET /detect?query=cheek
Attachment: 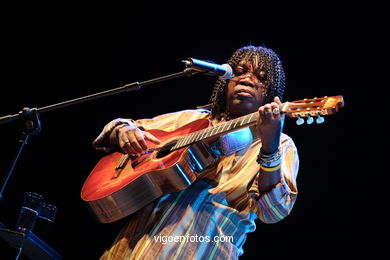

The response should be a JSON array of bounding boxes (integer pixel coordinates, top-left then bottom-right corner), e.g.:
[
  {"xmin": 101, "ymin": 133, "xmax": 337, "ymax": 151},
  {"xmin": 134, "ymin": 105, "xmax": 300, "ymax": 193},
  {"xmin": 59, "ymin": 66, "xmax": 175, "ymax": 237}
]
[
  {"xmin": 251, "ymin": 91, "xmax": 265, "ymax": 108},
  {"xmin": 256, "ymin": 83, "xmax": 267, "ymax": 101},
  {"xmin": 226, "ymin": 82, "xmax": 235, "ymax": 101},
  {"xmin": 227, "ymin": 81, "xmax": 235, "ymax": 93},
  {"xmin": 257, "ymin": 93, "xmax": 266, "ymax": 106}
]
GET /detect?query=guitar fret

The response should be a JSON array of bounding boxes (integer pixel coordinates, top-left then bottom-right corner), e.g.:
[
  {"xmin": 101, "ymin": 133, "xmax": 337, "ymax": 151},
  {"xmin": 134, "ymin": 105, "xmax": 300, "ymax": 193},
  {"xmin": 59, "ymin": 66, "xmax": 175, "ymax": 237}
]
[
  {"xmin": 203, "ymin": 129, "xmax": 211, "ymax": 140},
  {"xmin": 238, "ymin": 117, "xmax": 244, "ymax": 127},
  {"xmin": 197, "ymin": 132, "xmax": 204, "ymax": 141},
  {"xmin": 246, "ymin": 114, "xmax": 252, "ymax": 124},
  {"xmin": 173, "ymin": 112, "xmax": 259, "ymax": 151},
  {"xmin": 174, "ymin": 138, "xmax": 184, "ymax": 150},
  {"xmin": 204, "ymin": 128, "xmax": 211, "ymax": 139},
  {"xmin": 212, "ymin": 125, "xmax": 219, "ymax": 136},
  {"xmin": 228, "ymin": 120, "xmax": 234, "ymax": 131},
  {"xmin": 248, "ymin": 113, "xmax": 256, "ymax": 124},
  {"xmin": 181, "ymin": 134, "xmax": 190, "ymax": 147},
  {"xmin": 216, "ymin": 124, "xmax": 224, "ymax": 135},
  {"xmin": 200, "ymin": 130, "xmax": 207, "ymax": 140},
  {"xmin": 220, "ymin": 122, "xmax": 227, "ymax": 133},
  {"xmin": 188, "ymin": 132, "xmax": 197, "ymax": 145},
  {"xmin": 187, "ymin": 133, "xmax": 195, "ymax": 144},
  {"xmin": 225, "ymin": 120, "xmax": 232, "ymax": 132},
  {"xmin": 210, "ymin": 126, "xmax": 216, "ymax": 136},
  {"xmin": 193, "ymin": 131, "xmax": 202, "ymax": 143},
  {"xmin": 240, "ymin": 116, "xmax": 247, "ymax": 126},
  {"xmin": 233, "ymin": 118, "xmax": 240, "ymax": 128},
  {"xmin": 178, "ymin": 133, "xmax": 190, "ymax": 149},
  {"xmin": 242, "ymin": 115, "xmax": 248, "ymax": 125},
  {"xmin": 187, "ymin": 132, "xmax": 195, "ymax": 144}
]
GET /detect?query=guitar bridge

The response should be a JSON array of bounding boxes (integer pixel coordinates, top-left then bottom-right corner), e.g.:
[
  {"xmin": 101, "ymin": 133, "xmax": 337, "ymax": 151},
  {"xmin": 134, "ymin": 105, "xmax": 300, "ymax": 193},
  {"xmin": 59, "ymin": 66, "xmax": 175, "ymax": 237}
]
[
  {"xmin": 116, "ymin": 154, "xmax": 130, "ymax": 170},
  {"xmin": 113, "ymin": 154, "xmax": 131, "ymax": 178}
]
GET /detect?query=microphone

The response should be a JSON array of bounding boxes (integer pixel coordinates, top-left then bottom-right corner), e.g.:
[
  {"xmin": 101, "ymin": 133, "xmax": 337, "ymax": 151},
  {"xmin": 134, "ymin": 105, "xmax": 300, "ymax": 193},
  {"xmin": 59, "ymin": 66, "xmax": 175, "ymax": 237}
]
[{"xmin": 182, "ymin": 58, "xmax": 233, "ymax": 80}]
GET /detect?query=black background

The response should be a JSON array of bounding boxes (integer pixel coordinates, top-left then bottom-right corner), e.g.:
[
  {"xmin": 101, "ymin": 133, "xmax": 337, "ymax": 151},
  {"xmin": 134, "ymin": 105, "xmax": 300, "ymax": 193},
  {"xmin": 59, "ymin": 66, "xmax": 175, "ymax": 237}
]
[{"xmin": 0, "ymin": 4, "xmax": 385, "ymax": 259}]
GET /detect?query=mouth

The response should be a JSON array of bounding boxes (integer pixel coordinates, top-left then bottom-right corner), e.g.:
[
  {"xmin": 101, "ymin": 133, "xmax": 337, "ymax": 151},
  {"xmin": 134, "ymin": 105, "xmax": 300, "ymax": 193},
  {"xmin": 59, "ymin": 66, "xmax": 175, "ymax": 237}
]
[
  {"xmin": 238, "ymin": 81, "xmax": 256, "ymax": 88},
  {"xmin": 234, "ymin": 86, "xmax": 256, "ymax": 98}
]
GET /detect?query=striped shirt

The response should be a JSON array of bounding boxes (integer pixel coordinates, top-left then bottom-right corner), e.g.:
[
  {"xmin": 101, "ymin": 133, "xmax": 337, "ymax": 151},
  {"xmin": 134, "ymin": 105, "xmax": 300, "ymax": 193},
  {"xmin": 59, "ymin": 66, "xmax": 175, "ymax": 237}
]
[{"xmin": 93, "ymin": 109, "xmax": 299, "ymax": 259}]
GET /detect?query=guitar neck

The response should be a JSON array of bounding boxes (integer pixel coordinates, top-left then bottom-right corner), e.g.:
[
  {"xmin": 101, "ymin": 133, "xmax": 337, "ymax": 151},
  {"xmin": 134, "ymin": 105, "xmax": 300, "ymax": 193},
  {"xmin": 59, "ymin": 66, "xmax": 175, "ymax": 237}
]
[{"xmin": 170, "ymin": 111, "xmax": 259, "ymax": 151}]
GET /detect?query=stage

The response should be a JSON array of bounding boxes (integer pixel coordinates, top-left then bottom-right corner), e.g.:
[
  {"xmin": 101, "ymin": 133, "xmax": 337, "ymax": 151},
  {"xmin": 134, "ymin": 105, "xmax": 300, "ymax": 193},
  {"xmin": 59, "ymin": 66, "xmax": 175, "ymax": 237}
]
[{"xmin": 0, "ymin": 4, "xmax": 384, "ymax": 259}]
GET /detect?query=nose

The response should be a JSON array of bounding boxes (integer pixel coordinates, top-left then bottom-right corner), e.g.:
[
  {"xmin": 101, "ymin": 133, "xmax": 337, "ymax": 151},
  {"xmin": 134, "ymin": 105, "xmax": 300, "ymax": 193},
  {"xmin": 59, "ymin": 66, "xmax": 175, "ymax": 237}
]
[
  {"xmin": 236, "ymin": 72, "xmax": 262, "ymax": 89},
  {"xmin": 240, "ymin": 72, "xmax": 255, "ymax": 84}
]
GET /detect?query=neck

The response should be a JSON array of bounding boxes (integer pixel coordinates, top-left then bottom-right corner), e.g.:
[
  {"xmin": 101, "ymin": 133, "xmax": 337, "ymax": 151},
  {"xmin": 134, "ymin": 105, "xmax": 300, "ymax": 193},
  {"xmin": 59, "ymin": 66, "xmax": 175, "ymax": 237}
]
[{"xmin": 227, "ymin": 108, "xmax": 259, "ymax": 120}]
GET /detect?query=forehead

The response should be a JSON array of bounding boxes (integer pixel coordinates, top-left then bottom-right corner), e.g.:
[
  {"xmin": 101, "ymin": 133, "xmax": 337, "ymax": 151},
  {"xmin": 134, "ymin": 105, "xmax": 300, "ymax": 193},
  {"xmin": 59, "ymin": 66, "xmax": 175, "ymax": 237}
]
[{"xmin": 237, "ymin": 53, "xmax": 261, "ymax": 69}]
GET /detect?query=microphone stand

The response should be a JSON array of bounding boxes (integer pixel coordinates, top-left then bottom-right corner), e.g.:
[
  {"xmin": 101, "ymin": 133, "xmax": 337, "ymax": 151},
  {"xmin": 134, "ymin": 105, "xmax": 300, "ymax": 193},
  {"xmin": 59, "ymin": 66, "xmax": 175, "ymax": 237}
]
[{"xmin": 0, "ymin": 67, "xmax": 199, "ymax": 259}]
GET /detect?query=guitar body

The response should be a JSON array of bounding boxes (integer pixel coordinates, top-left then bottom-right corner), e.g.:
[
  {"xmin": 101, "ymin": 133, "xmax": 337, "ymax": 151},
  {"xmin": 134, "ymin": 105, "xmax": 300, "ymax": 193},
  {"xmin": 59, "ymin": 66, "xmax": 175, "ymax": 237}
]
[{"xmin": 81, "ymin": 118, "xmax": 216, "ymax": 223}]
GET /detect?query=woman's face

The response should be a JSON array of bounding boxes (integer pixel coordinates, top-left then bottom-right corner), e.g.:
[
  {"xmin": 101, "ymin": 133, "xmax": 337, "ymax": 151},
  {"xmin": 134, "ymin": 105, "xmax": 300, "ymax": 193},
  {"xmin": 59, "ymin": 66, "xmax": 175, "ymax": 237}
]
[{"xmin": 225, "ymin": 58, "xmax": 268, "ymax": 118}]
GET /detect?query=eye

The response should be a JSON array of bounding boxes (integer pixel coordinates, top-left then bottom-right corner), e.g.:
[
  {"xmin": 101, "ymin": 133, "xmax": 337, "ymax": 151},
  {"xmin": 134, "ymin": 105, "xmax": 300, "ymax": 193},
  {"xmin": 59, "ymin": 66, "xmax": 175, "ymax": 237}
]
[
  {"xmin": 257, "ymin": 70, "xmax": 267, "ymax": 80},
  {"xmin": 234, "ymin": 66, "xmax": 245, "ymax": 76}
]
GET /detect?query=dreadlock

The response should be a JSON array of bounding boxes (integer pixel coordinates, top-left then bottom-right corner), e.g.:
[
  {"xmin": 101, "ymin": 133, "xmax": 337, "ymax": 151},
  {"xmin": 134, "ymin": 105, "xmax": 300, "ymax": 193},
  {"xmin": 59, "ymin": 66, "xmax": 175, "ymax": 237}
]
[{"xmin": 209, "ymin": 45, "xmax": 285, "ymax": 121}]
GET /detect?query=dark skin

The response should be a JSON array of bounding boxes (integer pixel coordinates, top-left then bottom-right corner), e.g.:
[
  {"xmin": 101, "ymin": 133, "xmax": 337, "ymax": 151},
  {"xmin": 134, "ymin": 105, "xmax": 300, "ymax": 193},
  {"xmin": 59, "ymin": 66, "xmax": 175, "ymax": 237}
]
[{"xmin": 113, "ymin": 59, "xmax": 284, "ymax": 193}]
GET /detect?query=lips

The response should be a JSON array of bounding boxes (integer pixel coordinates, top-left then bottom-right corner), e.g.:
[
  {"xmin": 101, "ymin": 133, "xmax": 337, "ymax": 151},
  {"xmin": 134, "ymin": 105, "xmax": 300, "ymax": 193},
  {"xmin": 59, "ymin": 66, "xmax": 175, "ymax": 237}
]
[
  {"xmin": 238, "ymin": 81, "xmax": 256, "ymax": 88},
  {"xmin": 234, "ymin": 87, "xmax": 256, "ymax": 98}
]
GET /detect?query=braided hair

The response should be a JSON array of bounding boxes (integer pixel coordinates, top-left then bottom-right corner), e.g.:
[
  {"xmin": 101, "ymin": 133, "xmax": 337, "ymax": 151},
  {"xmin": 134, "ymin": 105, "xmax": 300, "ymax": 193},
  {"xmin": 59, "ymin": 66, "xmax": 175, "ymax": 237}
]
[{"xmin": 209, "ymin": 45, "xmax": 285, "ymax": 120}]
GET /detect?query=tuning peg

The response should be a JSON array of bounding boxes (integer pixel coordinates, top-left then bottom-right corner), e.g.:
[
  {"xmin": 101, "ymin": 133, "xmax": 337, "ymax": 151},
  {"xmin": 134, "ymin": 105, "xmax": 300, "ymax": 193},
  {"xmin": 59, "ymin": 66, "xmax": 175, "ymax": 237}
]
[
  {"xmin": 296, "ymin": 116, "xmax": 304, "ymax": 125},
  {"xmin": 316, "ymin": 115, "xmax": 325, "ymax": 124},
  {"xmin": 306, "ymin": 115, "xmax": 314, "ymax": 124}
]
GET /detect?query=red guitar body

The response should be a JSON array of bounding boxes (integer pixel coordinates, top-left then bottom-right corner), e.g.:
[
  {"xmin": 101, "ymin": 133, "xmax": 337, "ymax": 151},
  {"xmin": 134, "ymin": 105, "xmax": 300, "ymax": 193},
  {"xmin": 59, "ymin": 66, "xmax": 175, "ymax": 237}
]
[{"xmin": 81, "ymin": 119, "xmax": 216, "ymax": 223}]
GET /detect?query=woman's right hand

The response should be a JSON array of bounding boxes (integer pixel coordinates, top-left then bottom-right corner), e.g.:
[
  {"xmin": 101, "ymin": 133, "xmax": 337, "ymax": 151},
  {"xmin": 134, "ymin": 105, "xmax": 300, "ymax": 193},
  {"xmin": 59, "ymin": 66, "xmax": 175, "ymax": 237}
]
[{"xmin": 116, "ymin": 123, "xmax": 161, "ymax": 155}]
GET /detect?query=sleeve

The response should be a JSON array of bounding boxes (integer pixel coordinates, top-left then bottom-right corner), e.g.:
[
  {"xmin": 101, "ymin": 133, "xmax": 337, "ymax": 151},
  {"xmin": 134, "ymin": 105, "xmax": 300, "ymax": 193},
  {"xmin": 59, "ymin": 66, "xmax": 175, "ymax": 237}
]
[
  {"xmin": 92, "ymin": 109, "xmax": 210, "ymax": 153},
  {"xmin": 249, "ymin": 136, "xmax": 299, "ymax": 224}
]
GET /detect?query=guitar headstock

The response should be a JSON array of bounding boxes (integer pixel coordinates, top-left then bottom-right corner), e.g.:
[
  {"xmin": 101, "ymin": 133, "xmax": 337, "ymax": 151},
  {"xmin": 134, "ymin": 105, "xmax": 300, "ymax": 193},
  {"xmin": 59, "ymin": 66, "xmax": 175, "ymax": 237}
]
[{"xmin": 281, "ymin": 96, "xmax": 344, "ymax": 125}]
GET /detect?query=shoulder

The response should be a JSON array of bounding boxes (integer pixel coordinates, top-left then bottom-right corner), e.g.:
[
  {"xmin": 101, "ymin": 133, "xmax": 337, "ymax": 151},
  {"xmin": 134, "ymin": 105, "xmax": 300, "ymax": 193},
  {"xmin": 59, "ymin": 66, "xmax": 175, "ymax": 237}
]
[
  {"xmin": 177, "ymin": 108, "xmax": 211, "ymax": 117},
  {"xmin": 173, "ymin": 108, "xmax": 211, "ymax": 127},
  {"xmin": 161, "ymin": 108, "xmax": 210, "ymax": 121},
  {"xmin": 138, "ymin": 108, "xmax": 211, "ymax": 131},
  {"xmin": 152, "ymin": 108, "xmax": 210, "ymax": 118}
]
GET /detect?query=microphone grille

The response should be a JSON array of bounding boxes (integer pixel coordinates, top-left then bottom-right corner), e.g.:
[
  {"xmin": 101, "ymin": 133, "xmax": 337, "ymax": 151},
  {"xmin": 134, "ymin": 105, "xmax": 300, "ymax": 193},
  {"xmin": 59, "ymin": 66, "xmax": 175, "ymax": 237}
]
[{"xmin": 219, "ymin": 64, "xmax": 233, "ymax": 80}]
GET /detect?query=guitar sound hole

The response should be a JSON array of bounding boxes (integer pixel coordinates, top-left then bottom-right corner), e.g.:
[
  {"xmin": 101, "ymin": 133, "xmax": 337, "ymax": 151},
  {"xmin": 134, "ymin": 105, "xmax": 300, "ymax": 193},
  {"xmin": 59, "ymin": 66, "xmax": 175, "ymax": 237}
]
[{"xmin": 155, "ymin": 149, "xmax": 173, "ymax": 159}]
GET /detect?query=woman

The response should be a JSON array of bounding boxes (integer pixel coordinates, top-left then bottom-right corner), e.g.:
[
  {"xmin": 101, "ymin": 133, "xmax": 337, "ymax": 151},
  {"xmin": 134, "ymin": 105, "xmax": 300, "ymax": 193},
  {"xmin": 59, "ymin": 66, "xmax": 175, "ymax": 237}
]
[{"xmin": 93, "ymin": 45, "xmax": 299, "ymax": 259}]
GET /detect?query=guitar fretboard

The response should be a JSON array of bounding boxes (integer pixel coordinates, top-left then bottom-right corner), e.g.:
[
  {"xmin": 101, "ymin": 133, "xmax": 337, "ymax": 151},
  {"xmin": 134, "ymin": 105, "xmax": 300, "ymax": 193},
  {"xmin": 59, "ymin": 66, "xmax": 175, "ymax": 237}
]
[{"xmin": 170, "ymin": 111, "xmax": 258, "ymax": 151}]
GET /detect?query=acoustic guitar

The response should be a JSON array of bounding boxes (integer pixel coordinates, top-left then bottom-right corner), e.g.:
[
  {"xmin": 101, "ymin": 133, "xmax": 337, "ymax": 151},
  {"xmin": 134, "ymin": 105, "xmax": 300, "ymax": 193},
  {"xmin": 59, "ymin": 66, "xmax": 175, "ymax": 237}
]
[{"xmin": 81, "ymin": 96, "xmax": 344, "ymax": 223}]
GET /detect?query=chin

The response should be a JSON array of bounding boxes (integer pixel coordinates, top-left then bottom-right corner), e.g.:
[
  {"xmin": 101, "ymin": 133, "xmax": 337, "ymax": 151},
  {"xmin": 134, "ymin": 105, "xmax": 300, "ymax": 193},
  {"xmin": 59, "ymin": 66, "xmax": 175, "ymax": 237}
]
[{"xmin": 229, "ymin": 100, "xmax": 258, "ymax": 117}]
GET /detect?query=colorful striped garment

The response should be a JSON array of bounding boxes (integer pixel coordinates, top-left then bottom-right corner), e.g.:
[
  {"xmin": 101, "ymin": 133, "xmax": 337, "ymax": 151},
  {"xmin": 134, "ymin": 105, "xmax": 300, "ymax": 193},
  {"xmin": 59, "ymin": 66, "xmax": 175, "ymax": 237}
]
[{"xmin": 93, "ymin": 109, "xmax": 299, "ymax": 259}]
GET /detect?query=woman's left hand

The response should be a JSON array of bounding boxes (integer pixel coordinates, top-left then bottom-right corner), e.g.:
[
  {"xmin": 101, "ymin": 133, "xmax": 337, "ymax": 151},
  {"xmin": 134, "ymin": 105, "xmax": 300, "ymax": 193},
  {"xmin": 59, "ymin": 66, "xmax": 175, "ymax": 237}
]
[{"xmin": 256, "ymin": 96, "xmax": 284, "ymax": 154}]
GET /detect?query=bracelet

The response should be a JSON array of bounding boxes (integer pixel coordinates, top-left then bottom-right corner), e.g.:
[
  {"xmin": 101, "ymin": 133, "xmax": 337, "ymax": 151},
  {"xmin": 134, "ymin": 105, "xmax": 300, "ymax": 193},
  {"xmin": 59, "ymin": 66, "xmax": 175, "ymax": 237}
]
[
  {"xmin": 257, "ymin": 146, "xmax": 282, "ymax": 167},
  {"xmin": 259, "ymin": 163, "xmax": 281, "ymax": 172},
  {"xmin": 259, "ymin": 159, "xmax": 281, "ymax": 168}
]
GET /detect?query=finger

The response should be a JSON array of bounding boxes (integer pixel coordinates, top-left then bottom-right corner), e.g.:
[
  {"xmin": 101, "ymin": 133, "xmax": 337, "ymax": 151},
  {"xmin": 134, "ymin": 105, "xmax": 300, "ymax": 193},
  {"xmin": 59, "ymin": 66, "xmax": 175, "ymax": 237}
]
[
  {"xmin": 270, "ymin": 102, "xmax": 280, "ymax": 119},
  {"xmin": 134, "ymin": 131, "xmax": 148, "ymax": 151},
  {"xmin": 126, "ymin": 133, "xmax": 144, "ymax": 154},
  {"xmin": 274, "ymin": 96, "xmax": 282, "ymax": 105},
  {"xmin": 129, "ymin": 142, "xmax": 142, "ymax": 155},
  {"xmin": 258, "ymin": 106, "xmax": 266, "ymax": 122},
  {"xmin": 119, "ymin": 139, "xmax": 134, "ymax": 154},
  {"xmin": 144, "ymin": 132, "xmax": 161, "ymax": 144},
  {"xmin": 263, "ymin": 104, "xmax": 273, "ymax": 118},
  {"xmin": 117, "ymin": 130, "xmax": 133, "ymax": 154},
  {"xmin": 270, "ymin": 102, "xmax": 278, "ymax": 109}
]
